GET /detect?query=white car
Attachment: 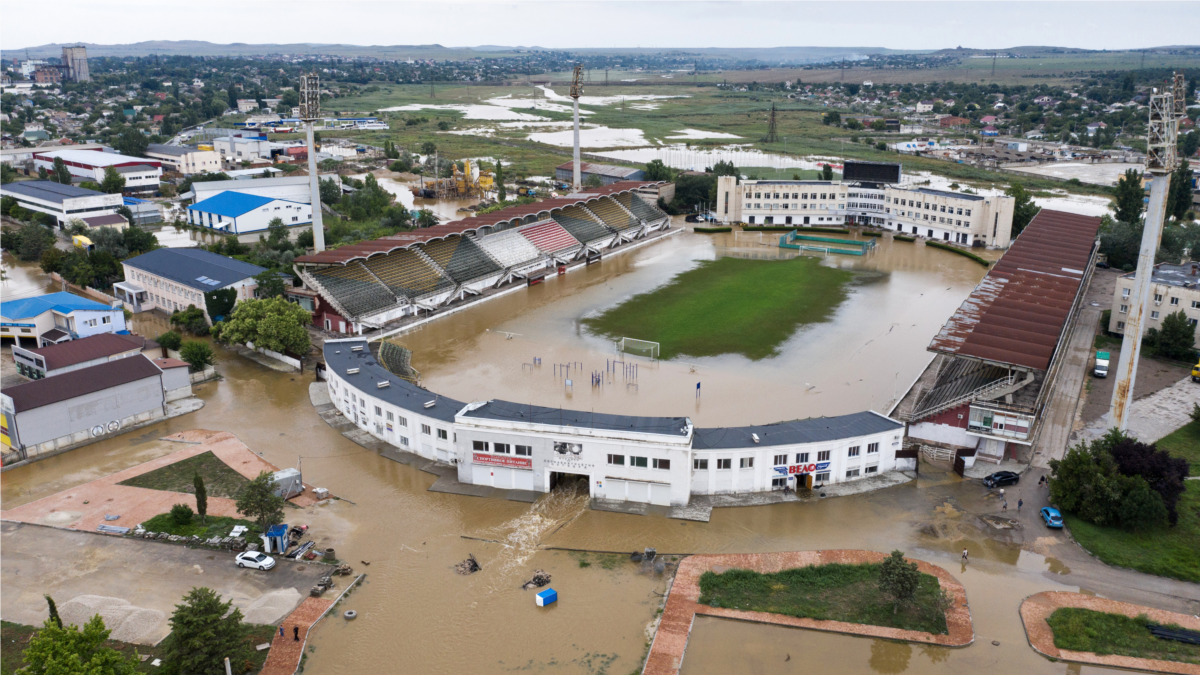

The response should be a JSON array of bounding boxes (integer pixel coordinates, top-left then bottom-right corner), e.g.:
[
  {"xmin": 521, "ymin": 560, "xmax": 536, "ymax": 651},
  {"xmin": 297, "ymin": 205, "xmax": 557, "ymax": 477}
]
[{"xmin": 235, "ymin": 551, "xmax": 276, "ymax": 571}]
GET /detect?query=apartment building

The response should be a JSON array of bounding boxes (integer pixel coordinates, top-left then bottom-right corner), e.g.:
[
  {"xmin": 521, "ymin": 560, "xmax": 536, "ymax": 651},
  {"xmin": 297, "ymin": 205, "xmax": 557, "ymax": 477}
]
[
  {"xmin": 118, "ymin": 248, "xmax": 265, "ymax": 320},
  {"xmin": 1109, "ymin": 262, "xmax": 1200, "ymax": 348},
  {"xmin": 145, "ymin": 144, "xmax": 222, "ymax": 175}
]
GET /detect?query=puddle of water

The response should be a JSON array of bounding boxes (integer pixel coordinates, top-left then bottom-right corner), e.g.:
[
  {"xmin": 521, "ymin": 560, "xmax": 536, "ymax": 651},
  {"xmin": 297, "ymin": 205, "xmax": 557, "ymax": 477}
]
[
  {"xmin": 1, "ymin": 252, "xmax": 56, "ymax": 301},
  {"xmin": 152, "ymin": 226, "xmax": 200, "ymax": 248},
  {"xmin": 527, "ymin": 126, "xmax": 649, "ymax": 148},
  {"xmin": 353, "ymin": 173, "xmax": 481, "ymax": 221},
  {"xmin": 593, "ymin": 146, "xmax": 839, "ymax": 172},
  {"xmin": 1016, "ymin": 549, "xmax": 1073, "ymax": 576},
  {"xmin": 1006, "ymin": 162, "xmax": 1142, "ymax": 187},
  {"xmin": 534, "ymin": 85, "xmax": 689, "ymax": 107},
  {"xmin": 910, "ymin": 172, "xmax": 1113, "ymax": 218},
  {"xmin": 377, "ymin": 103, "xmax": 547, "ymax": 121},
  {"xmin": 666, "ymin": 129, "xmax": 743, "ymax": 140}
]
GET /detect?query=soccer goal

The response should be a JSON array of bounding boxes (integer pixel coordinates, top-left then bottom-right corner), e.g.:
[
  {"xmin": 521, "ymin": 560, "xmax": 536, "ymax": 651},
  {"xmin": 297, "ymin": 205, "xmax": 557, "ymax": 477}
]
[{"xmin": 619, "ymin": 337, "xmax": 660, "ymax": 360}]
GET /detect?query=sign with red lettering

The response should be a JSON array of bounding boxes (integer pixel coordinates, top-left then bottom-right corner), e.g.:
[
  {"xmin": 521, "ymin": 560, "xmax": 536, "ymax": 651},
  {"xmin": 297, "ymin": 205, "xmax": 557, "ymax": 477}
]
[{"xmin": 473, "ymin": 453, "xmax": 532, "ymax": 470}]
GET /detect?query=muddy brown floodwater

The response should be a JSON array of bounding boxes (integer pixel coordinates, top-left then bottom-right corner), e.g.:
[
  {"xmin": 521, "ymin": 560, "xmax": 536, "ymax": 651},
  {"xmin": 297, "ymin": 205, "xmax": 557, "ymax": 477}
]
[{"xmin": 2, "ymin": 233, "xmax": 1111, "ymax": 674}]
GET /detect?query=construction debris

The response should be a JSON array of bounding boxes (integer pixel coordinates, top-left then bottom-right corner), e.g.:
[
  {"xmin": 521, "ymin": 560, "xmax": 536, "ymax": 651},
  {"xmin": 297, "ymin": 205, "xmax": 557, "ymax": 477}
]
[
  {"xmin": 333, "ymin": 563, "xmax": 354, "ymax": 576},
  {"xmin": 522, "ymin": 569, "xmax": 551, "ymax": 590},
  {"xmin": 454, "ymin": 554, "xmax": 482, "ymax": 575}
]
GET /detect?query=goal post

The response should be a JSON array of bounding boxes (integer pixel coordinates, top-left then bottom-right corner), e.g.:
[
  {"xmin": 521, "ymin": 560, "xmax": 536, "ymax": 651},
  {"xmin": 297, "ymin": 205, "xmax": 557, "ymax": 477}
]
[{"xmin": 619, "ymin": 337, "xmax": 660, "ymax": 360}]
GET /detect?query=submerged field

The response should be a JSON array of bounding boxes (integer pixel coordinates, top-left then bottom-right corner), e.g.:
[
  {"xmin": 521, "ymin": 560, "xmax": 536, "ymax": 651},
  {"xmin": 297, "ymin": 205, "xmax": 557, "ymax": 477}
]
[{"xmin": 581, "ymin": 255, "xmax": 854, "ymax": 360}]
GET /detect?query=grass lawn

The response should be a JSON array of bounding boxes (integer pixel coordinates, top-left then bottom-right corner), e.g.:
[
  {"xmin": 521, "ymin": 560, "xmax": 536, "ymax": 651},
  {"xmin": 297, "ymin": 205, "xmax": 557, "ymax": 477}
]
[
  {"xmin": 581, "ymin": 255, "xmax": 853, "ymax": 360},
  {"xmin": 119, "ymin": 451, "xmax": 251, "ymax": 499},
  {"xmin": 1064, "ymin": 481, "xmax": 1200, "ymax": 583},
  {"xmin": 1, "ymin": 620, "xmax": 277, "ymax": 674},
  {"xmin": 698, "ymin": 563, "xmax": 949, "ymax": 635},
  {"xmin": 1046, "ymin": 608, "xmax": 1200, "ymax": 665},
  {"xmin": 1156, "ymin": 420, "xmax": 1200, "ymax": 477},
  {"xmin": 140, "ymin": 512, "xmax": 260, "ymax": 539}
]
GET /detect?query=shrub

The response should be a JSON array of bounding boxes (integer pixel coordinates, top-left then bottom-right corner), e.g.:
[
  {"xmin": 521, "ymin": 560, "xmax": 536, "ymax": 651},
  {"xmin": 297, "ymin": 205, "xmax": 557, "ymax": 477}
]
[
  {"xmin": 180, "ymin": 341, "xmax": 215, "ymax": 372},
  {"xmin": 171, "ymin": 305, "xmax": 210, "ymax": 336},
  {"xmin": 170, "ymin": 503, "xmax": 194, "ymax": 525},
  {"xmin": 156, "ymin": 331, "xmax": 183, "ymax": 351},
  {"xmin": 694, "ymin": 226, "xmax": 732, "ymax": 233},
  {"xmin": 924, "ymin": 240, "xmax": 992, "ymax": 266}
]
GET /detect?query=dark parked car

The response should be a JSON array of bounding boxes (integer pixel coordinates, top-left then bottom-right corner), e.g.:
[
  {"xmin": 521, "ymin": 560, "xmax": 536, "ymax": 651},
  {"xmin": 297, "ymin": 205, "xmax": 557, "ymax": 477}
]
[{"xmin": 983, "ymin": 471, "xmax": 1020, "ymax": 488}]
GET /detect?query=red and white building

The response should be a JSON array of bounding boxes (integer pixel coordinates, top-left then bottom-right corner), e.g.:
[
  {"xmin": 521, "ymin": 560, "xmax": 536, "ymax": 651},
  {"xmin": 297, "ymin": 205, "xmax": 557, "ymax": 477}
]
[{"xmin": 32, "ymin": 148, "xmax": 162, "ymax": 195}]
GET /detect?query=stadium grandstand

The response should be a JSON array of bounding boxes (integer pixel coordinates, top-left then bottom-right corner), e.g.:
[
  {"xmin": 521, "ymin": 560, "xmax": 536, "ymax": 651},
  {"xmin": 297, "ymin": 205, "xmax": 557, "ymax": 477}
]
[{"xmin": 295, "ymin": 181, "xmax": 669, "ymax": 331}]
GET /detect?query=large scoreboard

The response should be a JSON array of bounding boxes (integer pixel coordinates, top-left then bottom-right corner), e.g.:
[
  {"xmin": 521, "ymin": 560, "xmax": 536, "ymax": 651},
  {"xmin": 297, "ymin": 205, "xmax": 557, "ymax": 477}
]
[{"xmin": 842, "ymin": 160, "xmax": 902, "ymax": 184}]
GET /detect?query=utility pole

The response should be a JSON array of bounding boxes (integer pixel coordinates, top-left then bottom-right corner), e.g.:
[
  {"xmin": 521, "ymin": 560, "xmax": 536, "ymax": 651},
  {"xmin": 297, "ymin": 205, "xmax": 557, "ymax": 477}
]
[
  {"xmin": 991, "ymin": 53, "xmax": 997, "ymax": 77},
  {"xmin": 431, "ymin": 80, "xmax": 434, "ymax": 98},
  {"xmin": 300, "ymin": 72, "xmax": 324, "ymax": 252},
  {"xmin": 1108, "ymin": 73, "xmax": 1186, "ymax": 430},
  {"xmin": 763, "ymin": 102, "xmax": 779, "ymax": 143},
  {"xmin": 841, "ymin": 57, "xmax": 846, "ymax": 82}
]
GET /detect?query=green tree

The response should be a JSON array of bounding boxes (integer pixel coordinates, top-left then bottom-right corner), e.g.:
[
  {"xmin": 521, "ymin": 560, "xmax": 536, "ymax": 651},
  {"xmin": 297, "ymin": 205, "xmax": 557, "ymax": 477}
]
[
  {"xmin": 823, "ymin": 111, "xmax": 842, "ymax": 126},
  {"xmin": 214, "ymin": 297, "xmax": 312, "ymax": 355},
  {"xmin": 1182, "ymin": 130, "xmax": 1199, "ymax": 160},
  {"xmin": 159, "ymin": 587, "xmax": 250, "ymax": 675},
  {"xmin": 421, "ymin": 141, "xmax": 437, "ymax": 156},
  {"xmin": 496, "ymin": 159, "xmax": 506, "ymax": 202},
  {"xmin": 416, "ymin": 209, "xmax": 439, "ymax": 228},
  {"xmin": 1113, "ymin": 168, "xmax": 1144, "ymax": 224},
  {"xmin": 51, "ymin": 156, "xmax": 72, "ymax": 185},
  {"xmin": 1005, "ymin": 182, "xmax": 1040, "ymax": 237},
  {"xmin": 1166, "ymin": 159, "xmax": 1193, "ymax": 221},
  {"xmin": 156, "ymin": 330, "xmax": 183, "ymax": 351},
  {"xmin": 203, "ymin": 288, "xmax": 238, "ymax": 321},
  {"xmin": 45, "ymin": 595, "xmax": 62, "ymax": 628},
  {"xmin": 179, "ymin": 341, "xmax": 215, "ymax": 372},
  {"xmin": 644, "ymin": 159, "xmax": 672, "ymax": 181},
  {"xmin": 100, "ymin": 166, "xmax": 126, "ymax": 194},
  {"xmin": 254, "ymin": 269, "xmax": 287, "ymax": 299},
  {"xmin": 1149, "ymin": 310, "xmax": 1197, "ymax": 361},
  {"xmin": 193, "ymin": 473, "xmax": 208, "ymax": 523},
  {"xmin": 21, "ymin": 615, "xmax": 139, "ymax": 675},
  {"xmin": 584, "ymin": 173, "xmax": 604, "ymax": 188},
  {"xmin": 40, "ymin": 247, "xmax": 66, "ymax": 274},
  {"xmin": 235, "ymin": 471, "xmax": 286, "ymax": 532},
  {"xmin": 170, "ymin": 502, "xmax": 194, "ymax": 525},
  {"xmin": 123, "ymin": 224, "xmax": 158, "ymax": 254},
  {"xmin": 821, "ymin": 164, "xmax": 834, "ymax": 181},
  {"xmin": 114, "ymin": 127, "xmax": 148, "ymax": 157},
  {"xmin": 319, "ymin": 176, "xmax": 341, "ymax": 205},
  {"xmin": 878, "ymin": 550, "xmax": 921, "ymax": 615}
]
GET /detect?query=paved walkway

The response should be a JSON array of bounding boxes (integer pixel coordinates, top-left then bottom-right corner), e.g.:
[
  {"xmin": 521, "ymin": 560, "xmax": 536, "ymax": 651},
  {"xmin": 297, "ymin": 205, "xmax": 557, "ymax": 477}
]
[
  {"xmin": 259, "ymin": 597, "xmax": 335, "ymax": 675},
  {"xmin": 1020, "ymin": 591, "xmax": 1200, "ymax": 675},
  {"xmin": 643, "ymin": 550, "xmax": 973, "ymax": 675},
  {"xmin": 1031, "ymin": 307, "xmax": 1100, "ymax": 469},
  {"xmin": 1076, "ymin": 376, "xmax": 1200, "ymax": 445}
]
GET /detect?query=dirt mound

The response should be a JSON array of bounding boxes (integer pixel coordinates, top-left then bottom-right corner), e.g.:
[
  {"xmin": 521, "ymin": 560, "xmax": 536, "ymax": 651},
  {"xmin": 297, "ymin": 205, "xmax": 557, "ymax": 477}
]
[{"xmin": 60, "ymin": 595, "xmax": 166, "ymax": 645}]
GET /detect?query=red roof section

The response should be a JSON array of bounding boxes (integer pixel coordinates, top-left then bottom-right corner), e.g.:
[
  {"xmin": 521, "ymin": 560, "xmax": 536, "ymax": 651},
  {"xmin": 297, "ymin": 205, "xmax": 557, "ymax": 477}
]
[
  {"xmin": 22, "ymin": 332, "xmax": 147, "ymax": 370},
  {"xmin": 927, "ymin": 209, "xmax": 1101, "ymax": 371},
  {"xmin": 295, "ymin": 181, "xmax": 666, "ymax": 265}
]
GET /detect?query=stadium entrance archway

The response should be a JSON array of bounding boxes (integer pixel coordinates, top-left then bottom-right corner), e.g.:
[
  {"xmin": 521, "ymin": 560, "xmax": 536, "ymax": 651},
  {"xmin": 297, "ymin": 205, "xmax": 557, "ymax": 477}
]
[{"xmin": 548, "ymin": 471, "xmax": 590, "ymax": 495}]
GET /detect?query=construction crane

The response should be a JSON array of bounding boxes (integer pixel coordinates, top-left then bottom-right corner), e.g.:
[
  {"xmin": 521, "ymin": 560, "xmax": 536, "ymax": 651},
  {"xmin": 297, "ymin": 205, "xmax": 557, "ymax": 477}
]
[
  {"xmin": 1108, "ymin": 73, "xmax": 1187, "ymax": 430},
  {"xmin": 570, "ymin": 63, "xmax": 584, "ymax": 192}
]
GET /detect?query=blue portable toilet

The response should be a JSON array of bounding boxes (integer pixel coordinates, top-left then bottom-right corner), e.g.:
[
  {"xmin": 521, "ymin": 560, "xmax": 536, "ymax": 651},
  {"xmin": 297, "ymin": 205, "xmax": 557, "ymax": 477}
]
[
  {"xmin": 535, "ymin": 589, "xmax": 557, "ymax": 607},
  {"xmin": 264, "ymin": 524, "xmax": 288, "ymax": 554}
]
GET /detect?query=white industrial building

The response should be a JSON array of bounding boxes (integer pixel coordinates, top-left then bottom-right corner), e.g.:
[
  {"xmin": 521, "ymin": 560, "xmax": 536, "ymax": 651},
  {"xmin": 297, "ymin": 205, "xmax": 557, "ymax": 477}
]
[
  {"xmin": 0, "ymin": 180, "xmax": 122, "ymax": 227},
  {"xmin": 186, "ymin": 191, "xmax": 312, "ymax": 235},
  {"xmin": 214, "ymin": 136, "xmax": 273, "ymax": 163},
  {"xmin": 145, "ymin": 144, "xmax": 222, "ymax": 175},
  {"xmin": 190, "ymin": 175, "xmax": 314, "ymax": 205},
  {"xmin": 324, "ymin": 339, "xmax": 908, "ymax": 507},
  {"xmin": 32, "ymin": 149, "xmax": 162, "ymax": 194}
]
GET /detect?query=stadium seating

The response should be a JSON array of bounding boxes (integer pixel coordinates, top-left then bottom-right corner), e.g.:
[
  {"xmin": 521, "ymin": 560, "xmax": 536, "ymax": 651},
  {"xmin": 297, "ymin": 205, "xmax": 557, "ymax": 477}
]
[
  {"xmin": 311, "ymin": 263, "xmax": 399, "ymax": 317},
  {"xmin": 518, "ymin": 220, "xmax": 582, "ymax": 256},
  {"xmin": 616, "ymin": 192, "xmax": 668, "ymax": 222},
  {"xmin": 476, "ymin": 229, "xmax": 544, "ymax": 268},
  {"xmin": 363, "ymin": 249, "xmax": 454, "ymax": 300},
  {"xmin": 587, "ymin": 197, "xmax": 640, "ymax": 232},
  {"xmin": 420, "ymin": 236, "xmax": 503, "ymax": 284},
  {"xmin": 553, "ymin": 205, "xmax": 613, "ymax": 244}
]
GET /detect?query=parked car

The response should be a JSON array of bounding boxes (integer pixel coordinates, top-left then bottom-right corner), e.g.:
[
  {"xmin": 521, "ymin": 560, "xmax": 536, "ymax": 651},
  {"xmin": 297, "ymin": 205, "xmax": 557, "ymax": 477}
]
[
  {"xmin": 1040, "ymin": 507, "xmax": 1064, "ymax": 528},
  {"xmin": 235, "ymin": 551, "xmax": 276, "ymax": 570},
  {"xmin": 982, "ymin": 471, "xmax": 1020, "ymax": 488}
]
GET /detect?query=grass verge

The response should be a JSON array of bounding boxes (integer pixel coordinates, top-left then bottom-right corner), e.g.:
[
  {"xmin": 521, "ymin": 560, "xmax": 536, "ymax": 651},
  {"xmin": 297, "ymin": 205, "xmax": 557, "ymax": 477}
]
[
  {"xmin": 140, "ymin": 512, "xmax": 260, "ymax": 539},
  {"xmin": 1063, "ymin": 481, "xmax": 1200, "ymax": 583},
  {"xmin": 741, "ymin": 226, "xmax": 851, "ymax": 234},
  {"xmin": 1, "ymin": 620, "xmax": 276, "ymax": 675},
  {"xmin": 582, "ymin": 255, "xmax": 853, "ymax": 360},
  {"xmin": 1046, "ymin": 608, "xmax": 1200, "ymax": 665},
  {"xmin": 693, "ymin": 226, "xmax": 732, "ymax": 233},
  {"xmin": 698, "ymin": 563, "xmax": 949, "ymax": 634},
  {"xmin": 119, "ymin": 451, "xmax": 251, "ymax": 499},
  {"xmin": 923, "ymin": 241, "xmax": 992, "ymax": 267},
  {"xmin": 1156, "ymin": 420, "xmax": 1200, "ymax": 477}
]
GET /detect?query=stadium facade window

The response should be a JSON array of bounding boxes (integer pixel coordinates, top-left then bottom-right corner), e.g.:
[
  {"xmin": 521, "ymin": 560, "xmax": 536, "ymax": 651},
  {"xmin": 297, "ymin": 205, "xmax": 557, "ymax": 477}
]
[
  {"xmin": 399, "ymin": 436, "xmax": 409, "ymax": 447},
  {"xmin": 494, "ymin": 443, "xmax": 511, "ymax": 454},
  {"xmin": 398, "ymin": 416, "xmax": 407, "ymax": 427},
  {"xmin": 868, "ymin": 443, "xmax": 879, "ymax": 454},
  {"xmin": 846, "ymin": 469, "xmax": 860, "ymax": 478},
  {"xmin": 717, "ymin": 458, "xmax": 732, "ymax": 470},
  {"xmin": 817, "ymin": 450, "xmax": 831, "ymax": 462},
  {"xmin": 848, "ymin": 446, "xmax": 860, "ymax": 458},
  {"xmin": 774, "ymin": 454, "xmax": 787, "ymax": 466},
  {"xmin": 386, "ymin": 411, "xmax": 393, "ymax": 422},
  {"xmin": 653, "ymin": 458, "xmax": 671, "ymax": 470},
  {"xmin": 631, "ymin": 456, "xmax": 648, "ymax": 468},
  {"xmin": 740, "ymin": 457, "xmax": 754, "ymax": 469},
  {"xmin": 796, "ymin": 452, "xmax": 809, "ymax": 463},
  {"xmin": 421, "ymin": 424, "xmax": 431, "ymax": 435},
  {"xmin": 816, "ymin": 471, "xmax": 831, "ymax": 482},
  {"xmin": 607, "ymin": 454, "xmax": 625, "ymax": 466},
  {"xmin": 472, "ymin": 441, "xmax": 488, "ymax": 452},
  {"xmin": 865, "ymin": 465, "xmax": 879, "ymax": 474},
  {"xmin": 694, "ymin": 458, "xmax": 708, "ymax": 470},
  {"xmin": 374, "ymin": 406, "xmax": 382, "ymax": 417},
  {"xmin": 515, "ymin": 445, "xmax": 532, "ymax": 456},
  {"xmin": 437, "ymin": 429, "xmax": 448, "ymax": 440}
]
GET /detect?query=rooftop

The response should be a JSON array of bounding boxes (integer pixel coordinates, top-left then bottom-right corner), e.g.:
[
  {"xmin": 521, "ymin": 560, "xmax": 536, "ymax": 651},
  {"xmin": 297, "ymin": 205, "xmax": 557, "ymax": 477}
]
[
  {"xmin": 146, "ymin": 144, "xmax": 197, "ymax": 157},
  {"xmin": 462, "ymin": 399, "xmax": 692, "ymax": 438},
  {"xmin": 693, "ymin": 411, "xmax": 903, "ymax": 449},
  {"xmin": 323, "ymin": 340, "xmax": 463, "ymax": 423},
  {"xmin": 32, "ymin": 148, "xmax": 156, "ymax": 168},
  {"xmin": 82, "ymin": 214, "xmax": 128, "ymax": 228},
  {"xmin": 114, "ymin": 164, "xmax": 158, "ymax": 175},
  {"xmin": 187, "ymin": 191, "xmax": 288, "ymax": 218},
  {"xmin": 1, "ymin": 291, "xmax": 115, "ymax": 320},
  {"xmin": 123, "ymin": 248, "xmax": 266, "ymax": 291},
  {"xmin": 915, "ymin": 187, "xmax": 986, "ymax": 202},
  {"xmin": 1121, "ymin": 262, "xmax": 1200, "ymax": 289},
  {"xmin": 21, "ymin": 332, "xmax": 149, "ymax": 370},
  {"xmin": 0, "ymin": 180, "xmax": 109, "ymax": 204},
  {"xmin": 555, "ymin": 161, "xmax": 644, "ymax": 179},
  {"xmin": 2, "ymin": 354, "xmax": 164, "ymax": 413}
]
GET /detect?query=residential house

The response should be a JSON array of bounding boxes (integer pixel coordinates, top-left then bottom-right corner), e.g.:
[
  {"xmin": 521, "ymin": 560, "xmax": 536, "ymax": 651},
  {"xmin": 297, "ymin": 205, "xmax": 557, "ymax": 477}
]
[{"xmin": 0, "ymin": 292, "xmax": 128, "ymax": 348}]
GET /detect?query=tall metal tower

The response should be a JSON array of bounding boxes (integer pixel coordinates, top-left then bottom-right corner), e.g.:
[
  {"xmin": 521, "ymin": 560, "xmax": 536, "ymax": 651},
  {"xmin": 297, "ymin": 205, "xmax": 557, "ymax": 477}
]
[
  {"xmin": 570, "ymin": 64, "xmax": 584, "ymax": 191},
  {"xmin": 299, "ymin": 73, "xmax": 325, "ymax": 253},
  {"xmin": 1108, "ymin": 73, "xmax": 1186, "ymax": 429},
  {"xmin": 763, "ymin": 103, "xmax": 779, "ymax": 143}
]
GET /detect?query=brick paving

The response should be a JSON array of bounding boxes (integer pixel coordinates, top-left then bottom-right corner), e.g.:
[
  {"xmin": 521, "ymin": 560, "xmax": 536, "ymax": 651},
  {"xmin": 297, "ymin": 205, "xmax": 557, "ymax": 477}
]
[
  {"xmin": 259, "ymin": 597, "xmax": 335, "ymax": 675},
  {"xmin": 0, "ymin": 430, "xmax": 323, "ymax": 532},
  {"xmin": 642, "ymin": 550, "xmax": 973, "ymax": 675},
  {"xmin": 1020, "ymin": 591, "xmax": 1200, "ymax": 675}
]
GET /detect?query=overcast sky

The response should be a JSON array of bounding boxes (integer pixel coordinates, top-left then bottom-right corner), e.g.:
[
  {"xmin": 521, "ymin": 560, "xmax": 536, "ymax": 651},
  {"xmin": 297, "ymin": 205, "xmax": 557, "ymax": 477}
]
[{"xmin": 2, "ymin": 1, "xmax": 1197, "ymax": 52}]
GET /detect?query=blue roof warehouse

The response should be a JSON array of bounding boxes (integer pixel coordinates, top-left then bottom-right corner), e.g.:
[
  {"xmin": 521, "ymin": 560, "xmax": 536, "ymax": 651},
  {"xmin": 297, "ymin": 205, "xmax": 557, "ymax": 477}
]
[{"xmin": 186, "ymin": 190, "xmax": 313, "ymax": 235}]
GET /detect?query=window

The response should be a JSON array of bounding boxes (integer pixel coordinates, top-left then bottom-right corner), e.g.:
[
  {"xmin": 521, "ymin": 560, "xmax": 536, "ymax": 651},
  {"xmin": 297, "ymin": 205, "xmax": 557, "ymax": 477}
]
[
  {"xmin": 374, "ymin": 406, "xmax": 382, "ymax": 417},
  {"xmin": 740, "ymin": 457, "xmax": 754, "ymax": 469},
  {"xmin": 473, "ymin": 441, "xmax": 488, "ymax": 452},
  {"xmin": 437, "ymin": 429, "xmax": 448, "ymax": 440},
  {"xmin": 1170, "ymin": 297, "xmax": 1179, "ymax": 306},
  {"xmin": 772, "ymin": 477, "xmax": 788, "ymax": 488},
  {"xmin": 846, "ymin": 469, "xmax": 860, "ymax": 478},
  {"xmin": 796, "ymin": 452, "xmax": 809, "ymax": 463},
  {"xmin": 868, "ymin": 443, "xmax": 879, "ymax": 454},
  {"xmin": 397, "ymin": 416, "xmax": 408, "ymax": 427},
  {"xmin": 965, "ymin": 209, "xmax": 971, "ymax": 216},
  {"xmin": 607, "ymin": 454, "xmax": 625, "ymax": 465},
  {"xmin": 694, "ymin": 458, "xmax": 709, "ymax": 470},
  {"xmin": 515, "ymin": 445, "xmax": 532, "ymax": 456},
  {"xmin": 421, "ymin": 424, "xmax": 431, "ymax": 435},
  {"xmin": 1122, "ymin": 288, "xmax": 1131, "ymax": 298},
  {"xmin": 717, "ymin": 458, "xmax": 732, "ymax": 470},
  {"xmin": 815, "ymin": 472, "xmax": 831, "ymax": 483},
  {"xmin": 630, "ymin": 456, "xmax": 648, "ymax": 468},
  {"xmin": 817, "ymin": 450, "xmax": 831, "ymax": 461},
  {"xmin": 1120, "ymin": 304, "xmax": 1128, "ymax": 313},
  {"xmin": 848, "ymin": 446, "xmax": 860, "ymax": 457},
  {"xmin": 1117, "ymin": 321, "xmax": 1125, "ymax": 329},
  {"xmin": 399, "ymin": 436, "xmax": 410, "ymax": 447},
  {"xmin": 1154, "ymin": 294, "xmax": 1163, "ymax": 302},
  {"xmin": 1151, "ymin": 311, "xmax": 1160, "ymax": 320},
  {"xmin": 102, "ymin": 316, "xmax": 112, "ymax": 324},
  {"xmin": 774, "ymin": 454, "xmax": 788, "ymax": 466},
  {"xmin": 865, "ymin": 465, "xmax": 879, "ymax": 474},
  {"xmin": 653, "ymin": 458, "xmax": 671, "ymax": 470},
  {"xmin": 386, "ymin": 411, "xmax": 393, "ymax": 421},
  {"xmin": 1192, "ymin": 301, "xmax": 1200, "ymax": 309},
  {"xmin": 494, "ymin": 443, "xmax": 511, "ymax": 454}
]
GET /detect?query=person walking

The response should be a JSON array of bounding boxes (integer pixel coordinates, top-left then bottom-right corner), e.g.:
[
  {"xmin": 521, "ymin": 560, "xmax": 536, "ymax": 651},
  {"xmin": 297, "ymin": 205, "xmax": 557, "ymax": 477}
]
[
  {"xmin": 1002, "ymin": 499, "xmax": 1008, "ymax": 513},
  {"xmin": 278, "ymin": 625, "xmax": 284, "ymax": 638},
  {"xmin": 1018, "ymin": 498, "xmax": 1023, "ymax": 513},
  {"xmin": 962, "ymin": 548, "xmax": 969, "ymax": 564},
  {"xmin": 293, "ymin": 626, "xmax": 300, "ymax": 642}
]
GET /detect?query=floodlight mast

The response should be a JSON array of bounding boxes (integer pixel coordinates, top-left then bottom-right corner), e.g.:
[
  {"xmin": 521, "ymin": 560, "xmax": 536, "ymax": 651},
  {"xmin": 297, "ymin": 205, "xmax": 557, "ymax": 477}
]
[
  {"xmin": 570, "ymin": 64, "xmax": 584, "ymax": 191},
  {"xmin": 1107, "ymin": 74, "xmax": 1184, "ymax": 430},
  {"xmin": 300, "ymin": 73, "xmax": 325, "ymax": 252}
]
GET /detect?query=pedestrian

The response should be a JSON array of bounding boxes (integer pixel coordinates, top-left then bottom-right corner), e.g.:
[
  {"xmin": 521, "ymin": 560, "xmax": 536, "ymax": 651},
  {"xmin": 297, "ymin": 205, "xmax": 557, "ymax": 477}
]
[
  {"xmin": 962, "ymin": 548, "xmax": 969, "ymax": 563},
  {"xmin": 1018, "ymin": 498, "xmax": 1023, "ymax": 513},
  {"xmin": 1002, "ymin": 500, "xmax": 1008, "ymax": 512},
  {"xmin": 293, "ymin": 626, "xmax": 299, "ymax": 642},
  {"xmin": 278, "ymin": 626, "xmax": 284, "ymax": 638}
]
